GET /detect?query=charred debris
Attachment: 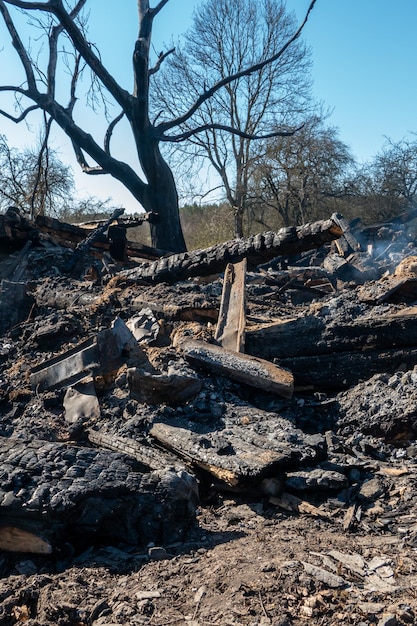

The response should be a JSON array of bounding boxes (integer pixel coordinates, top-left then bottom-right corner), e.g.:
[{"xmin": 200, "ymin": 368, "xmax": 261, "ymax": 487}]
[{"xmin": 1, "ymin": 206, "xmax": 417, "ymax": 556}]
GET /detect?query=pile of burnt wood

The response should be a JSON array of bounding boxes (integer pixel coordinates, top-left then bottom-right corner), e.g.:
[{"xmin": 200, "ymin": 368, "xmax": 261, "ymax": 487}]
[{"xmin": 1, "ymin": 206, "xmax": 417, "ymax": 557}]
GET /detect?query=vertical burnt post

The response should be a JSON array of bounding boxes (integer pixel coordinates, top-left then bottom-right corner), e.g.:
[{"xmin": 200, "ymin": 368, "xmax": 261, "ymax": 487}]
[{"xmin": 108, "ymin": 224, "xmax": 128, "ymax": 263}]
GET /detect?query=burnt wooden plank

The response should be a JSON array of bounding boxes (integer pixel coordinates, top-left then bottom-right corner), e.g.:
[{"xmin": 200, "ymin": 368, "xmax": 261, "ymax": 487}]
[
  {"xmin": 150, "ymin": 419, "xmax": 318, "ymax": 487},
  {"xmin": 0, "ymin": 526, "xmax": 53, "ymax": 555},
  {"xmin": 282, "ymin": 346, "xmax": 417, "ymax": 390},
  {"xmin": 215, "ymin": 260, "xmax": 246, "ymax": 352},
  {"xmin": 331, "ymin": 212, "xmax": 364, "ymax": 255},
  {"xmin": 246, "ymin": 307, "xmax": 417, "ymax": 361},
  {"xmin": 182, "ymin": 339, "xmax": 294, "ymax": 398},
  {"xmin": 87, "ymin": 429, "xmax": 185, "ymax": 472}
]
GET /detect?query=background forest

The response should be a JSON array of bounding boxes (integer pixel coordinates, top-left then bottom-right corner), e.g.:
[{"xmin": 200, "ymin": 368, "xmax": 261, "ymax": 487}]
[{"xmin": 0, "ymin": 0, "xmax": 416, "ymax": 252}]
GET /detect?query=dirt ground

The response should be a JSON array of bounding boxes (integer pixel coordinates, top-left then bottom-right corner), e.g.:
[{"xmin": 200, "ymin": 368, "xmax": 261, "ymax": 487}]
[{"xmin": 1, "ymin": 503, "xmax": 417, "ymax": 626}]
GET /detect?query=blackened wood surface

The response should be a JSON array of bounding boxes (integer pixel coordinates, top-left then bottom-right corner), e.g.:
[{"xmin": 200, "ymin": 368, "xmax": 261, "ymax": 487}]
[
  {"xmin": 87, "ymin": 430, "xmax": 185, "ymax": 472},
  {"xmin": 119, "ymin": 219, "xmax": 342, "ymax": 284},
  {"xmin": 0, "ymin": 437, "xmax": 198, "ymax": 552},
  {"xmin": 246, "ymin": 308, "xmax": 417, "ymax": 360},
  {"xmin": 182, "ymin": 339, "xmax": 294, "ymax": 398},
  {"xmin": 281, "ymin": 346, "xmax": 417, "ymax": 390},
  {"xmin": 150, "ymin": 418, "xmax": 322, "ymax": 487}
]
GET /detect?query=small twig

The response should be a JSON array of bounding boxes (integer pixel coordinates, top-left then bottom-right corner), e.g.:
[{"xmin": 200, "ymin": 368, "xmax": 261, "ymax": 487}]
[{"xmin": 258, "ymin": 590, "xmax": 269, "ymax": 619}]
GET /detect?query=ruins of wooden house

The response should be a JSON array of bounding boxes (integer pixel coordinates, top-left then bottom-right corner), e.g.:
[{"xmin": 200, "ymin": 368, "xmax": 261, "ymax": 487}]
[{"xmin": 1, "ymin": 209, "xmax": 417, "ymax": 555}]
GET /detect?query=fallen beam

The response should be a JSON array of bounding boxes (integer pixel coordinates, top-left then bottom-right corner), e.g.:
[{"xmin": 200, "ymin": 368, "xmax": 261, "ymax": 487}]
[
  {"xmin": 246, "ymin": 306, "xmax": 417, "ymax": 360},
  {"xmin": 181, "ymin": 339, "xmax": 294, "ymax": 398},
  {"xmin": 281, "ymin": 346, "xmax": 417, "ymax": 390},
  {"xmin": 87, "ymin": 429, "xmax": 185, "ymax": 472},
  {"xmin": 118, "ymin": 218, "xmax": 342, "ymax": 284},
  {"xmin": 30, "ymin": 317, "xmax": 141, "ymax": 391}
]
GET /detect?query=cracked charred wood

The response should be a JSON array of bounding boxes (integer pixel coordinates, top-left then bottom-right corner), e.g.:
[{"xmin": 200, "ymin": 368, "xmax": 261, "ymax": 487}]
[
  {"xmin": 358, "ymin": 258, "xmax": 417, "ymax": 304},
  {"xmin": 0, "ymin": 280, "xmax": 34, "ymax": 334},
  {"xmin": 358, "ymin": 276, "xmax": 417, "ymax": 304},
  {"xmin": 127, "ymin": 367, "xmax": 202, "ymax": 405},
  {"xmin": 34, "ymin": 213, "xmax": 166, "ymax": 261},
  {"xmin": 331, "ymin": 212, "xmax": 364, "ymax": 255},
  {"xmin": 150, "ymin": 416, "xmax": 322, "ymax": 488},
  {"xmin": 246, "ymin": 307, "xmax": 417, "ymax": 361},
  {"xmin": 322, "ymin": 253, "xmax": 366, "ymax": 283},
  {"xmin": 75, "ymin": 212, "xmax": 158, "ymax": 230},
  {"xmin": 281, "ymin": 346, "xmax": 417, "ymax": 390},
  {"xmin": 263, "ymin": 266, "xmax": 336, "ymax": 289},
  {"xmin": 118, "ymin": 219, "xmax": 342, "ymax": 284},
  {"xmin": 0, "ymin": 240, "xmax": 32, "ymax": 281},
  {"xmin": 181, "ymin": 339, "xmax": 294, "ymax": 398},
  {"xmin": 0, "ymin": 207, "xmax": 36, "ymax": 248},
  {"xmin": 0, "ymin": 437, "xmax": 198, "ymax": 553},
  {"xmin": 30, "ymin": 317, "xmax": 142, "ymax": 391},
  {"xmin": 87, "ymin": 429, "xmax": 186, "ymax": 472}
]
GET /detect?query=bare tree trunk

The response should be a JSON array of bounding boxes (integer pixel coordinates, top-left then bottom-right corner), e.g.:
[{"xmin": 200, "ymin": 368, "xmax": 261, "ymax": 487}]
[
  {"xmin": 234, "ymin": 205, "xmax": 244, "ymax": 239},
  {"xmin": 139, "ymin": 138, "xmax": 186, "ymax": 252}
]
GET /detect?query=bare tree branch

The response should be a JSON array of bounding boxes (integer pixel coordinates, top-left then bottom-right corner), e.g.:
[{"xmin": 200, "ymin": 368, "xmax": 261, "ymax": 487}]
[
  {"xmin": 3, "ymin": 0, "xmax": 132, "ymax": 111},
  {"xmin": 30, "ymin": 112, "xmax": 53, "ymax": 218},
  {"xmin": 156, "ymin": 0, "xmax": 317, "ymax": 134},
  {"xmin": 47, "ymin": 1, "xmax": 85, "ymax": 97},
  {"xmin": 152, "ymin": 0, "xmax": 170, "ymax": 17},
  {"xmin": 71, "ymin": 140, "xmax": 106, "ymax": 175},
  {"xmin": 159, "ymin": 122, "xmax": 303, "ymax": 143},
  {"xmin": 0, "ymin": 101, "xmax": 40, "ymax": 122},
  {"xmin": 104, "ymin": 111, "xmax": 124, "ymax": 154},
  {"xmin": 149, "ymin": 47, "xmax": 175, "ymax": 76},
  {"xmin": 1, "ymin": 0, "xmax": 52, "ymax": 8},
  {"xmin": 0, "ymin": 1, "xmax": 38, "ymax": 91}
]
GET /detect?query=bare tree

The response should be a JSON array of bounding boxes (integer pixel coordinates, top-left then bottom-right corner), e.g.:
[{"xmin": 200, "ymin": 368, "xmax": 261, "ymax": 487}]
[
  {"xmin": 373, "ymin": 137, "xmax": 417, "ymax": 210},
  {"xmin": 0, "ymin": 0, "xmax": 316, "ymax": 251},
  {"xmin": 248, "ymin": 114, "xmax": 354, "ymax": 228},
  {"xmin": 341, "ymin": 136, "xmax": 417, "ymax": 224},
  {"xmin": 0, "ymin": 133, "xmax": 74, "ymax": 217},
  {"xmin": 153, "ymin": 0, "xmax": 314, "ymax": 238}
]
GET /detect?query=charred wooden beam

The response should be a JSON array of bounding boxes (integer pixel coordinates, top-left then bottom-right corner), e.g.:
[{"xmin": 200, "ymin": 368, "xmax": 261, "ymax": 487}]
[
  {"xmin": 75, "ymin": 212, "xmax": 158, "ymax": 229},
  {"xmin": 331, "ymin": 212, "xmax": 364, "ymax": 255},
  {"xmin": 182, "ymin": 339, "xmax": 294, "ymax": 398},
  {"xmin": 150, "ymin": 411, "xmax": 323, "ymax": 489},
  {"xmin": 0, "ymin": 207, "xmax": 36, "ymax": 248},
  {"xmin": 87, "ymin": 429, "xmax": 185, "ymax": 472},
  {"xmin": 65, "ymin": 208, "xmax": 125, "ymax": 273},
  {"xmin": 246, "ymin": 307, "xmax": 417, "ymax": 361},
  {"xmin": 118, "ymin": 218, "xmax": 343, "ymax": 284},
  {"xmin": 30, "ymin": 317, "xmax": 141, "ymax": 391},
  {"xmin": 35, "ymin": 214, "xmax": 168, "ymax": 260},
  {"xmin": 281, "ymin": 345, "xmax": 417, "ymax": 390}
]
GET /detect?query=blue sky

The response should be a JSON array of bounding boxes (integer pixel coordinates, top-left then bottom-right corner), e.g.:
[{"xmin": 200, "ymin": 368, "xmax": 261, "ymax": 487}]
[
  {"xmin": 96, "ymin": 0, "xmax": 417, "ymax": 164},
  {"xmin": 1, "ymin": 0, "xmax": 416, "ymax": 210}
]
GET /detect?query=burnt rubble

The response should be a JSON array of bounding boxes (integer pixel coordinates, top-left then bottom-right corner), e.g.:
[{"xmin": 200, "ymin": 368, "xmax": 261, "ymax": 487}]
[{"xmin": 2, "ymin": 208, "xmax": 417, "ymax": 561}]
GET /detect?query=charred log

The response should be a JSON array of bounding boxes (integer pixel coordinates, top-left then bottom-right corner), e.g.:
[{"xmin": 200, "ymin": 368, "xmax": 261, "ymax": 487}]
[
  {"xmin": 0, "ymin": 437, "xmax": 198, "ymax": 553},
  {"xmin": 118, "ymin": 219, "xmax": 342, "ymax": 284}
]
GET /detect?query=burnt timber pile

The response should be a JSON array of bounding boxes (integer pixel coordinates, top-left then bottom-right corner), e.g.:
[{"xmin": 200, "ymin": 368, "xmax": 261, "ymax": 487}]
[{"xmin": 2, "ymin": 209, "xmax": 417, "ymax": 575}]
